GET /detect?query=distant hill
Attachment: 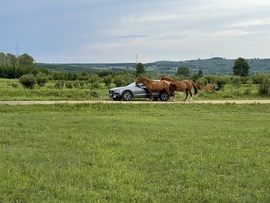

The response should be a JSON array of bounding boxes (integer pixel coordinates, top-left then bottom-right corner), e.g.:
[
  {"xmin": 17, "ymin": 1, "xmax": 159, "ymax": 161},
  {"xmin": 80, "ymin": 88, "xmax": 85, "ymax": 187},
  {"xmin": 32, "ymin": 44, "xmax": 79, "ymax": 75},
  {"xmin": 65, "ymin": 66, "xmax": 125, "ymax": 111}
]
[{"xmin": 37, "ymin": 58, "xmax": 270, "ymax": 76}]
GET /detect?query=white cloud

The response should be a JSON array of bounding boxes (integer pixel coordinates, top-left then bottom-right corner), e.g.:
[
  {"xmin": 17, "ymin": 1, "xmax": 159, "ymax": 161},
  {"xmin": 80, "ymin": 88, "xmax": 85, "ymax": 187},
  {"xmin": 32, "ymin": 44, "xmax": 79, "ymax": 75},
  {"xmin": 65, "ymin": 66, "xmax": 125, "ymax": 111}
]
[{"xmin": 1, "ymin": 0, "xmax": 270, "ymax": 63}]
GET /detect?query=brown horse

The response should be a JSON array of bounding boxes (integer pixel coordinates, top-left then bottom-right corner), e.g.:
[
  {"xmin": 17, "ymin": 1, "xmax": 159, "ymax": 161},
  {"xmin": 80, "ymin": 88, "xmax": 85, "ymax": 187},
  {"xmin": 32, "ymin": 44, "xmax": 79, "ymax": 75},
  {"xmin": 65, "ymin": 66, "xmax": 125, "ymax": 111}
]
[
  {"xmin": 196, "ymin": 84, "xmax": 215, "ymax": 90},
  {"xmin": 160, "ymin": 76, "xmax": 198, "ymax": 102},
  {"xmin": 135, "ymin": 76, "xmax": 176, "ymax": 101}
]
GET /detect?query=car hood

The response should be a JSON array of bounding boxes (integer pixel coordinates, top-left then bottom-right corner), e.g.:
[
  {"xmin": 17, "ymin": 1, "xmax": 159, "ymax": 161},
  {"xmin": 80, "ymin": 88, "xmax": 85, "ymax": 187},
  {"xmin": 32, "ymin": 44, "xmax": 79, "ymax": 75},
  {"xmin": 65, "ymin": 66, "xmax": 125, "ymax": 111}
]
[{"xmin": 109, "ymin": 86, "xmax": 127, "ymax": 91}]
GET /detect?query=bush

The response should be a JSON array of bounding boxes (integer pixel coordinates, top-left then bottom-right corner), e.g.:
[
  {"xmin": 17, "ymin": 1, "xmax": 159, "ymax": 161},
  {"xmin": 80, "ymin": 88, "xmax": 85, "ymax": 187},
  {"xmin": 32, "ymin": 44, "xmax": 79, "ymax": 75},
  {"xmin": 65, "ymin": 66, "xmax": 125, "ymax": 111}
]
[
  {"xmin": 231, "ymin": 76, "xmax": 242, "ymax": 88},
  {"xmin": 215, "ymin": 75, "xmax": 230, "ymax": 90},
  {"xmin": 113, "ymin": 75, "xmax": 126, "ymax": 87},
  {"xmin": 54, "ymin": 81, "xmax": 64, "ymax": 89},
  {"xmin": 19, "ymin": 74, "xmax": 36, "ymax": 89},
  {"xmin": 36, "ymin": 73, "xmax": 48, "ymax": 87},
  {"xmin": 203, "ymin": 74, "xmax": 216, "ymax": 83},
  {"xmin": 103, "ymin": 74, "xmax": 113, "ymax": 87},
  {"xmin": 65, "ymin": 81, "xmax": 73, "ymax": 89},
  {"xmin": 253, "ymin": 73, "xmax": 270, "ymax": 95}
]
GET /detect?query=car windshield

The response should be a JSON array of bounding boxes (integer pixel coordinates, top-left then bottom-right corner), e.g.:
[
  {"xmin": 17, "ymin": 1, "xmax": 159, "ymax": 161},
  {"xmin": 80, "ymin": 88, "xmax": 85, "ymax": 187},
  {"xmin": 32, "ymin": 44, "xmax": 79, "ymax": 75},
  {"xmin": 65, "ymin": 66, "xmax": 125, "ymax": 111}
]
[
  {"xmin": 126, "ymin": 82, "xmax": 136, "ymax": 87},
  {"xmin": 127, "ymin": 82, "xmax": 144, "ymax": 87}
]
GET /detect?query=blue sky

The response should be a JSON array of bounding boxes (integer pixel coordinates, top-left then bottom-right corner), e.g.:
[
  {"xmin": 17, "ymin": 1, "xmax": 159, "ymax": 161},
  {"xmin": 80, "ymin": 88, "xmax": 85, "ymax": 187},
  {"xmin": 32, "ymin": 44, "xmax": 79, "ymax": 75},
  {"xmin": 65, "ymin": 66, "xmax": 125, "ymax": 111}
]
[{"xmin": 1, "ymin": 0, "xmax": 270, "ymax": 63}]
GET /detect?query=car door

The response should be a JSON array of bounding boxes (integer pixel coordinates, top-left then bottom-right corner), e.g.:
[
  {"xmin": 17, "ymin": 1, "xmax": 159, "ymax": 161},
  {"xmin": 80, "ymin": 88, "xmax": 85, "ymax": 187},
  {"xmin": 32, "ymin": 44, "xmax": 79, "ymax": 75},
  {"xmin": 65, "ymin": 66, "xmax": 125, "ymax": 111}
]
[{"xmin": 132, "ymin": 83, "xmax": 148, "ymax": 98}]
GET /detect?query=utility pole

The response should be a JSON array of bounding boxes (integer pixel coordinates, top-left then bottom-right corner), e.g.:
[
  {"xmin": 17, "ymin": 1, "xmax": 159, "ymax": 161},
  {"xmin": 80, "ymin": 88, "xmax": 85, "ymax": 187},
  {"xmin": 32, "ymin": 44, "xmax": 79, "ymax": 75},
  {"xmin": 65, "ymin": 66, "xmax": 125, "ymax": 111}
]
[{"xmin": 16, "ymin": 42, "xmax": 19, "ymax": 56}]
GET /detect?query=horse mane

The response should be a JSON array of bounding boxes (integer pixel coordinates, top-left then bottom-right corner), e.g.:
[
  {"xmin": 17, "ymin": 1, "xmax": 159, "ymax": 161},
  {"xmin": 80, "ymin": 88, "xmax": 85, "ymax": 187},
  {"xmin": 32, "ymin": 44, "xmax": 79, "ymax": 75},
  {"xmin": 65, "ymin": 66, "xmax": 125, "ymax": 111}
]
[{"xmin": 160, "ymin": 76, "xmax": 175, "ymax": 81}]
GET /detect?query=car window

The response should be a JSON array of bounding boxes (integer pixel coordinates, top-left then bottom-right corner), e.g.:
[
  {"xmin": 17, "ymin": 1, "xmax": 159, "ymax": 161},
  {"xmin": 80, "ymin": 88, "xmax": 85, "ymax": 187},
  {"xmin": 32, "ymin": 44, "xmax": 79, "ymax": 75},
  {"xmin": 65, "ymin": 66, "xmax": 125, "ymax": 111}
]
[{"xmin": 137, "ymin": 83, "xmax": 146, "ymax": 88}]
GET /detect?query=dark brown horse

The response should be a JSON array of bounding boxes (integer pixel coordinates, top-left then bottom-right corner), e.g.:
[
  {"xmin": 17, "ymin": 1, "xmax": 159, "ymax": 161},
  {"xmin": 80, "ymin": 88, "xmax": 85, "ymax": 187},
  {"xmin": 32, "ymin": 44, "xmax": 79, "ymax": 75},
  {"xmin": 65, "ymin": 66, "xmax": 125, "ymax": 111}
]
[
  {"xmin": 196, "ymin": 84, "xmax": 215, "ymax": 90},
  {"xmin": 135, "ymin": 76, "xmax": 176, "ymax": 101},
  {"xmin": 160, "ymin": 76, "xmax": 198, "ymax": 102}
]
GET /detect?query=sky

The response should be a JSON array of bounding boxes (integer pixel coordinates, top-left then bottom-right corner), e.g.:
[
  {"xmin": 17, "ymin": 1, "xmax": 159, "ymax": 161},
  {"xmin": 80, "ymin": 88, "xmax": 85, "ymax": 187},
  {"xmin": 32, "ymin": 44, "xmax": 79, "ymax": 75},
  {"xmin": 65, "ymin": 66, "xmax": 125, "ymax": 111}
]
[{"xmin": 1, "ymin": 0, "xmax": 270, "ymax": 63}]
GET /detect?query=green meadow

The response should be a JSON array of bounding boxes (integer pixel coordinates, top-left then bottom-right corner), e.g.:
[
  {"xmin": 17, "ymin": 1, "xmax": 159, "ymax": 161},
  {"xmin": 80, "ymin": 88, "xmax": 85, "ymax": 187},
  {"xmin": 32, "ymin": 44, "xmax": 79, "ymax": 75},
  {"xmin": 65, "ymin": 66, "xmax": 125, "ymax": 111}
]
[
  {"xmin": 1, "ymin": 103, "xmax": 270, "ymax": 202},
  {"xmin": 0, "ymin": 77, "xmax": 269, "ymax": 101}
]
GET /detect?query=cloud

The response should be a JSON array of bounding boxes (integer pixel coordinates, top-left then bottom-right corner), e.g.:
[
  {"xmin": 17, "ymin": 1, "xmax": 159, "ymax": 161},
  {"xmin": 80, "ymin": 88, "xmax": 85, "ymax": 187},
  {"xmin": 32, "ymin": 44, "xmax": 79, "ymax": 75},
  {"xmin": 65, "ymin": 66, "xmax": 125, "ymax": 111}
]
[{"xmin": 1, "ymin": 0, "xmax": 270, "ymax": 63}]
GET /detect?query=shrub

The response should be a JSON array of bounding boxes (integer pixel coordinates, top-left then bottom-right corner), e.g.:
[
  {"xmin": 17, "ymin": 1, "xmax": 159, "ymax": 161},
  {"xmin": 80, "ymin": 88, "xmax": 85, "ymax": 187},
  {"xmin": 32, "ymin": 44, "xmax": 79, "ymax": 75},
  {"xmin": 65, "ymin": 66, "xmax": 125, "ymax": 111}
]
[
  {"xmin": 203, "ymin": 74, "xmax": 216, "ymax": 83},
  {"xmin": 215, "ymin": 75, "xmax": 230, "ymax": 90},
  {"xmin": 113, "ymin": 75, "xmax": 126, "ymax": 87},
  {"xmin": 73, "ymin": 81, "xmax": 80, "ymax": 89},
  {"xmin": 54, "ymin": 81, "xmax": 64, "ymax": 89},
  {"xmin": 103, "ymin": 74, "xmax": 113, "ymax": 87},
  {"xmin": 36, "ymin": 73, "xmax": 48, "ymax": 87},
  {"xmin": 253, "ymin": 73, "xmax": 270, "ymax": 95},
  {"xmin": 19, "ymin": 74, "xmax": 36, "ymax": 89},
  {"xmin": 231, "ymin": 76, "xmax": 242, "ymax": 88},
  {"xmin": 65, "ymin": 81, "xmax": 73, "ymax": 89}
]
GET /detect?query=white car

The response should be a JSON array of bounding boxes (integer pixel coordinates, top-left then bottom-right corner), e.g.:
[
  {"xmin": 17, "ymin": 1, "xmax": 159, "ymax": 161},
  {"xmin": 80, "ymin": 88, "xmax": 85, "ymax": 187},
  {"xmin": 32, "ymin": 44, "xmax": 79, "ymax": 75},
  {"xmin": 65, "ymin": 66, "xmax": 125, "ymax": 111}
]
[{"xmin": 109, "ymin": 82, "xmax": 170, "ymax": 101}]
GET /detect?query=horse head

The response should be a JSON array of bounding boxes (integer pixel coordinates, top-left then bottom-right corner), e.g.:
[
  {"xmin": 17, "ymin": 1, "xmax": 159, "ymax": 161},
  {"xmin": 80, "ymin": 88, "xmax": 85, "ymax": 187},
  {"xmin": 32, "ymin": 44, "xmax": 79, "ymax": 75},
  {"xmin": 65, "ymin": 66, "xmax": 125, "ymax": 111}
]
[
  {"xmin": 135, "ymin": 75, "xmax": 146, "ymax": 85},
  {"xmin": 135, "ymin": 76, "xmax": 143, "ymax": 86}
]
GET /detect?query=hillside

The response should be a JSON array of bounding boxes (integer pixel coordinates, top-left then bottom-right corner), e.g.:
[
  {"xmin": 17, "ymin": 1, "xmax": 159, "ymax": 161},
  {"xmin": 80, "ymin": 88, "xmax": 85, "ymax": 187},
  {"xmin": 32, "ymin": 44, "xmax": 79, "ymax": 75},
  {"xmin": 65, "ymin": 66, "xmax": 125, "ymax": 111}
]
[{"xmin": 37, "ymin": 58, "xmax": 270, "ymax": 76}]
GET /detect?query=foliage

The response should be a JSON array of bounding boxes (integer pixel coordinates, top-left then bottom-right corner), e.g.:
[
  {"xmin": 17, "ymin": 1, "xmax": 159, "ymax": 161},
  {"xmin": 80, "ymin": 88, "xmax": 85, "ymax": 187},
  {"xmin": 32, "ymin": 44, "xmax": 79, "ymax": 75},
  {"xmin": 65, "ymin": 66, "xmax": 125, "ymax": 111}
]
[
  {"xmin": 65, "ymin": 81, "xmax": 73, "ymax": 89},
  {"xmin": 54, "ymin": 81, "xmax": 64, "ymax": 89},
  {"xmin": 103, "ymin": 74, "xmax": 113, "ymax": 87},
  {"xmin": 36, "ymin": 73, "xmax": 48, "ymax": 87},
  {"xmin": 253, "ymin": 73, "xmax": 270, "ymax": 95},
  {"xmin": 89, "ymin": 74, "xmax": 100, "ymax": 89},
  {"xmin": 176, "ymin": 66, "xmax": 190, "ymax": 77},
  {"xmin": 0, "ymin": 104, "xmax": 270, "ymax": 202},
  {"xmin": 113, "ymin": 75, "xmax": 126, "ymax": 87},
  {"xmin": 36, "ymin": 58, "xmax": 270, "ymax": 76},
  {"xmin": 191, "ymin": 70, "xmax": 203, "ymax": 81},
  {"xmin": 231, "ymin": 76, "xmax": 242, "ymax": 88},
  {"xmin": 215, "ymin": 75, "xmax": 230, "ymax": 90},
  {"xmin": 233, "ymin": 57, "xmax": 250, "ymax": 77},
  {"xmin": 19, "ymin": 74, "xmax": 37, "ymax": 89},
  {"xmin": 135, "ymin": 63, "xmax": 145, "ymax": 76},
  {"xmin": 203, "ymin": 74, "xmax": 216, "ymax": 83}
]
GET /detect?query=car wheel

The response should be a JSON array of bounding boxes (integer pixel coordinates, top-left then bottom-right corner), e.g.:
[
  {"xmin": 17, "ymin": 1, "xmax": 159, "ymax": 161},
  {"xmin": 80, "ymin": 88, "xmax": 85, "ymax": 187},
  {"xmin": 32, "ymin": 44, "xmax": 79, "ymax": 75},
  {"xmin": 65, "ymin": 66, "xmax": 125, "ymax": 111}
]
[
  {"xmin": 122, "ymin": 91, "xmax": 133, "ymax": 101},
  {"xmin": 159, "ymin": 91, "xmax": 169, "ymax": 101}
]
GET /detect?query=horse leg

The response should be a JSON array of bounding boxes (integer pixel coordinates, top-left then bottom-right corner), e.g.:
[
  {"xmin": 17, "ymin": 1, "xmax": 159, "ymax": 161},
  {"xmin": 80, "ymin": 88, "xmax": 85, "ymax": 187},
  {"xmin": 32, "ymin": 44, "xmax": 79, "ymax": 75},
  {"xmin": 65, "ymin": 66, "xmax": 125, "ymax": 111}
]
[
  {"xmin": 149, "ymin": 91, "xmax": 153, "ymax": 101},
  {"xmin": 183, "ymin": 90, "xmax": 188, "ymax": 102},
  {"xmin": 168, "ymin": 90, "xmax": 173, "ymax": 102},
  {"xmin": 189, "ymin": 91, "xmax": 193, "ymax": 102},
  {"xmin": 172, "ymin": 92, "xmax": 176, "ymax": 102}
]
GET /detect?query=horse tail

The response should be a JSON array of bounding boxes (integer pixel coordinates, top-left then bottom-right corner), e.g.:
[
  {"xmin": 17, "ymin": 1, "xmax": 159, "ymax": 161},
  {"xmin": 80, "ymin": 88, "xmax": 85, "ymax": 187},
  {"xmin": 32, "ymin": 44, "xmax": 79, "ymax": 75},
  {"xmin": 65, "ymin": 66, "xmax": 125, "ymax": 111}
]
[{"xmin": 191, "ymin": 82, "xmax": 198, "ymax": 95}]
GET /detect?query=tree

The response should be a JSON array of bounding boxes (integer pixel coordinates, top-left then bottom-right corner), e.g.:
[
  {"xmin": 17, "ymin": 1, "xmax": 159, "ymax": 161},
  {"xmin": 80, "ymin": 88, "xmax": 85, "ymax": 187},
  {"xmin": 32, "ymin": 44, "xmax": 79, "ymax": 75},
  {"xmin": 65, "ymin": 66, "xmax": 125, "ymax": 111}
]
[
  {"xmin": 176, "ymin": 66, "xmax": 190, "ymax": 77},
  {"xmin": 233, "ymin": 57, "xmax": 250, "ymax": 77},
  {"xmin": 17, "ymin": 53, "xmax": 34, "ymax": 66},
  {"xmin": 0, "ymin": 52, "xmax": 5, "ymax": 64},
  {"xmin": 5, "ymin": 53, "xmax": 17, "ymax": 67},
  {"xmin": 135, "ymin": 63, "xmax": 145, "ymax": 76},
  {"xmin": 19, "ymin": 74, "xmax": 36, "ymax": 89}
]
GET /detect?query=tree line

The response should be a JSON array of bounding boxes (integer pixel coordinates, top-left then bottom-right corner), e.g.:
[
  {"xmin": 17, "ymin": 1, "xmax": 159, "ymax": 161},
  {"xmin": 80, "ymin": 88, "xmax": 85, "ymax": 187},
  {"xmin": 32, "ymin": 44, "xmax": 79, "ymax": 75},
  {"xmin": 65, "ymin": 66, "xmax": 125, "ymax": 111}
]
[{"xmin": 0, "ymin": 52, "xmax": 269, "ymax": 95}]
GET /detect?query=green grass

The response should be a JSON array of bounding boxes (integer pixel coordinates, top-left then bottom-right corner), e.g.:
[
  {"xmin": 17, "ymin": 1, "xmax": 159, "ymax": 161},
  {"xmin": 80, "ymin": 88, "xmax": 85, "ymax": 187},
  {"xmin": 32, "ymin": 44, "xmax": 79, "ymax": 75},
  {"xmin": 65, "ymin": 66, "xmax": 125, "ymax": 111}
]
[
  {"xmin": 0, "ymin": 78, "xmax": 269, "ymax": 101},
  {"xmin": 1, "ymin": 103, "xmax": 270, "ymax": 202}
]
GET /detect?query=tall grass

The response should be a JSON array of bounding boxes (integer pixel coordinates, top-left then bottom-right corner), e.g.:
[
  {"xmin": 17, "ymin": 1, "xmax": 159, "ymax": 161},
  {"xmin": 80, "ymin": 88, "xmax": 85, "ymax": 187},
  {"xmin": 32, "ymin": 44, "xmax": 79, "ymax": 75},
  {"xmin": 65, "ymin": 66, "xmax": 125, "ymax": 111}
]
[
  {"xmin": 0, "ymin": 78, "xmax": 269, "ymax": 101},
  {"xmin": 1, "ymin": 103, "xmax": 270, "ymax": 202}
]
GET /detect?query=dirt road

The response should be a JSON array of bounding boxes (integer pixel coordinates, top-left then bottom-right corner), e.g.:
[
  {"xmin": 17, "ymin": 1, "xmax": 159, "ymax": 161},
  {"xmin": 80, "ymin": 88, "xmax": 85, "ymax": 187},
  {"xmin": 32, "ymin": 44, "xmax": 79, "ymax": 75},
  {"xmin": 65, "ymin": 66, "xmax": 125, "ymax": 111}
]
[{"xmin": 0, "ymin": 100, "xmax": 269, "ymax": 105}]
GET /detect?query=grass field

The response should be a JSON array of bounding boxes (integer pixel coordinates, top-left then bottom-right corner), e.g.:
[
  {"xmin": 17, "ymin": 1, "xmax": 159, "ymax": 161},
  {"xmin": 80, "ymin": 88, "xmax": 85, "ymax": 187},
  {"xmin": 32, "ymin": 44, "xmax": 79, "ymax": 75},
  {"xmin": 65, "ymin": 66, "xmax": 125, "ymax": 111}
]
[
  {"xmin": 0, "ymin": 78, "xmax": 269, "ymax": 101},
  {"xmin": 0, "ymin": 103, "xmax": 270, "ymax": 202}
]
